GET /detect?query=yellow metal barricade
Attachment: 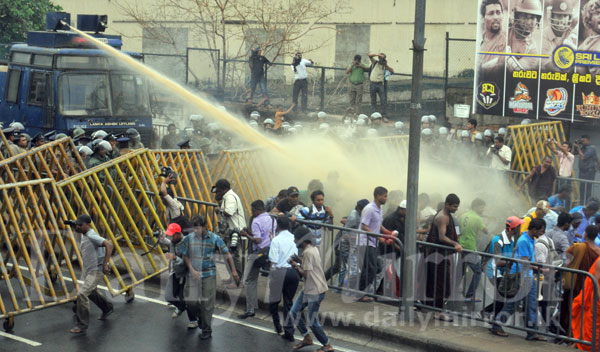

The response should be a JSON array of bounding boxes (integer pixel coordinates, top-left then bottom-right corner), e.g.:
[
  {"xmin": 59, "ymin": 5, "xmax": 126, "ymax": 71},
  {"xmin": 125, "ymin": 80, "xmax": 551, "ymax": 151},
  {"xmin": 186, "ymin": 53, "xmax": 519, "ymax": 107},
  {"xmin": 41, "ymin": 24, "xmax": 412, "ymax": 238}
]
[
  {"xmin": 211, "ymin": 149, "xmax": 274, "ymax": 215},
  {"xmin": 56, "ymin": 149, "xmax": 168, "ymax": 297},
  {"xmin": 0, "ymin": 130, "xmax": 14, "ymax": 159},
  {"xmin": 0, "ymin": 179, "xmax": 81, "ymax": 331},
  {"xmin": 0, "ymin": 137, "xmax": 86, "ymax": 184},
  {"xmin": 506, "ymin": 121, "xmax": 576, "ymax": 201},
  {"xmin": 152, "ymin": 149, "xmax": 214, "ymax": 220}
]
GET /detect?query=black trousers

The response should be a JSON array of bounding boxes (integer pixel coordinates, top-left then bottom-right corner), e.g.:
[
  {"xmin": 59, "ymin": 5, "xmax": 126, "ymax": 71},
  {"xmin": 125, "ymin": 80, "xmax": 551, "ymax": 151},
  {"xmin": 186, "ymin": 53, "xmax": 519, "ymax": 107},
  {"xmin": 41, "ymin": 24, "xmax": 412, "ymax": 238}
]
[
  {"xmin": 269, "ymin": 267, "xmax": 300, "ymax": 336},
  {"xmin": 358, "ymin": 246, "xmax": 378, "ymax": 292},
  {"xmin": 292, "ymin": 79, "xmax": 308, "ymax": 111},
  {"xmin": 166, "ymin": 274, "xmax": 196, "ymax": 321},
  {"xmin": 425, "ymin": 249, "xmax": 452, "ymax": 309},
  {"xmin": 483, "ymin": 277, "xmax": 504, "ymax": 316}
]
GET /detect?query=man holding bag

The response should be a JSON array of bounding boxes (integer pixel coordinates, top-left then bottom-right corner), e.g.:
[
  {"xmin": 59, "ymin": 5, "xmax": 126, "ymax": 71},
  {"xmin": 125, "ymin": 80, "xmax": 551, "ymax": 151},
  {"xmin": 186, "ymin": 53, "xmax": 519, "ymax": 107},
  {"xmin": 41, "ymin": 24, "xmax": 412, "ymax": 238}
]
[{"xmin": 490, "ymin": 218, "xmax": 546, "ymax": 341}]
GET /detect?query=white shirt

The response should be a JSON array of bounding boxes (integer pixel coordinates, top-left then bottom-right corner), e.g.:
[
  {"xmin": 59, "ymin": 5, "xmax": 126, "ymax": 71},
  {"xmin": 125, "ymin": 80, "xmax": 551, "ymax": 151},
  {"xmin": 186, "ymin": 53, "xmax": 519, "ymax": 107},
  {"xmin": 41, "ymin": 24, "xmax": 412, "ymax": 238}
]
[
  {"xmin": 269, "ymin": 230, "xmax": 298, "ymax": 268},
  {"xmin": 558, "ymin": 151, "xmax": 575, "ymax": 177},
  {"xmin": 292, "ymin": 59, "xmax": 313, "ymax": 80},
  {"xmin": 162, "ymin": 194, "xmax": 185, "ymax": 221},
  {"xmin": 220, "ymin": 189, "xmax": 246, "ymax": 230},
  {"xmin": 487, "ymin": 145, "xmax": 512, "ymax": 170}
]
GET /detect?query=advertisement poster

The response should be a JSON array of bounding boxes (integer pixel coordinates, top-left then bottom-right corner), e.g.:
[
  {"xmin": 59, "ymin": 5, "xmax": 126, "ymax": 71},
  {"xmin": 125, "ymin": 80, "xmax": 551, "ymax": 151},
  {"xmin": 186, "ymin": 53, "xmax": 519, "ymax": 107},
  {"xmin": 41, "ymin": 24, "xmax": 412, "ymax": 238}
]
[{"xmin": 473, "ymin": 0, "xmax": 600, "ymax": 122}]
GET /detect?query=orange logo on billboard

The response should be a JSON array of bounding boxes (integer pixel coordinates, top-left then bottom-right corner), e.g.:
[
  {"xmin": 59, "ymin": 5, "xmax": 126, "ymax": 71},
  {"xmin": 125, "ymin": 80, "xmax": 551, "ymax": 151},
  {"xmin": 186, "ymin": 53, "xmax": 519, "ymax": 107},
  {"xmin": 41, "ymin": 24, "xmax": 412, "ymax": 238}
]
[
  {"xmin": 514, "ymin": 83, "xmax": 530, "ymax": 101},
  {"xmin": 576, "ymin": 92, "xmax": 600, "ymax": 119}
]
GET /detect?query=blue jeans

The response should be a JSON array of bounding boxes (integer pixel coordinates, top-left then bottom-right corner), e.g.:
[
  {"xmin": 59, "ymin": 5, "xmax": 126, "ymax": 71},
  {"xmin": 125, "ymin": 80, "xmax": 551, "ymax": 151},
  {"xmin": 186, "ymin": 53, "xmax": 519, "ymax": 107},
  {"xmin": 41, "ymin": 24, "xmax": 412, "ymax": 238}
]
[
  {"xmin": 492, "ymin": 277, "xmax": 538, "ymax": 337},
  {"xmin": 249, "ymin": 76, "xmax": 269, "ymax": 101},
  {"xmin": 463, "ymin": 254, "xmax": 482, "ymax": 298},
  {"xmin": 290, "ymin": 290, "xmax": 329, "ymax": 345}
]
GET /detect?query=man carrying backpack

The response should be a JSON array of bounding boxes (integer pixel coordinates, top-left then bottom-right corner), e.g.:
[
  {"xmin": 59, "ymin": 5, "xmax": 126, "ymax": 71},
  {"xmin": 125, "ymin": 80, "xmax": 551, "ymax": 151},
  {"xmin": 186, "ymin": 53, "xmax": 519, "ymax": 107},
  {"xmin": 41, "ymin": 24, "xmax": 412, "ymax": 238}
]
[
  {"xmin": 480, "ymin": 216, "xmax": 523, "ymax": 319},
  {"xmin": 535, "ymin": 224, "xmax": 562, "ymax": 332}
]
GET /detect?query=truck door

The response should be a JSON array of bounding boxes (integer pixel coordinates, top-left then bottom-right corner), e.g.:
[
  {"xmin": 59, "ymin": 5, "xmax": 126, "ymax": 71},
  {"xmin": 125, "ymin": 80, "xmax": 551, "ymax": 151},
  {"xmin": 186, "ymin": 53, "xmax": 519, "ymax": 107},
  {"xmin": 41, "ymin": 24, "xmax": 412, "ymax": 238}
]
[
  {"xmin": 25, "ymin": 70, "xmax": 54, "ymax": 130},
  {"xmin": 2, "ymin": 67, "xmax": 22, "ymax": 123}
]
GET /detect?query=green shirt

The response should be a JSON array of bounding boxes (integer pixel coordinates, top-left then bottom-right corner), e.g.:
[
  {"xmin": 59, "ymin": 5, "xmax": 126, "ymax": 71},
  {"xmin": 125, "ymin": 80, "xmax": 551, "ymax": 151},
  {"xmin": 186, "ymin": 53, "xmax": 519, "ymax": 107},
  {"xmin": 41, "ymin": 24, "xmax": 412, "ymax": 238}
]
[
  {"xmin": 348, "ymin": 64, "xmax": 369, "ymax": 84},
  {"xmin": 458, "ymin": 210, "xmax": 485, "ymax": 251}
]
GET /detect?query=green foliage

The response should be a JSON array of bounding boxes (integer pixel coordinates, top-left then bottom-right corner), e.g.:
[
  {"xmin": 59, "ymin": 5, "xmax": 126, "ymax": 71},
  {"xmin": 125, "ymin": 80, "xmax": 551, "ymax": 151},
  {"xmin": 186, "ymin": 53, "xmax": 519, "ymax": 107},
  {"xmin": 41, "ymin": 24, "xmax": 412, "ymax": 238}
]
[{"xmin": 0, "ymin": 0, "xmax": 63, "ymax": 44}]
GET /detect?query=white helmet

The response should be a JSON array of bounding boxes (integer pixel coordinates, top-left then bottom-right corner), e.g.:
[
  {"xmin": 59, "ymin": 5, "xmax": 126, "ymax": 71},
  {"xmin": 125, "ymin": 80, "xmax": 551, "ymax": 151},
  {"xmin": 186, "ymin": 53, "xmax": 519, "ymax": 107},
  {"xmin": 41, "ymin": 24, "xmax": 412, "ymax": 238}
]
[
  {"xmin": 92, "ymin": 130, "xmax": 108, "ymax": 139},
  {"xmin": 439, "ymin": 127, "xmax": 449, "ymax": 135},
  {"xmin": 9, "ymin": 122, "xmax": 24, "ymax": 131},
  {"xmin": 281, "ymin": 122, "xmax": 291, "ymax": 129},
  {"xmin": 217, "ymin": 105, "xmax": 227, "ymax": 112},
  {"xmin": 394, "ymin": 121, "xmax": 404, "ymax": 129},
  {"xmin": 421, "ymin": 128, "xmax": 432, "ymax": 136},
  {"xmin": 358, "ymin": 114, "xmax": 368, "ymax": 120},
  {"xmin": 98, "ymin": 140, "xmax": 112, "ymax": 152},
  {"xmin": 189, "ymin": 114, "xmax": 204, "ymax": 122},
  {"xmin": 250, "ymin": 111, "xmax": 260, "ymax": 120},
  {"xmin": 475, "ymin": 132, "xmax": 483, "ymax": 141},
  {"xmin": 288, "ymin": 127, "xmax": 298, "ymax": 134},
  {"xmin": 263, "ymin": 118, "xmax": 274, "ymax": 125},
  {"xmin": 421, "ymin": 115, "xmax": 430, "ymax": 123},
  {"xmin": 428, "ymin": 115, "xmax": 437, "ymax": 123},
  {"xmin": 367, "ymin": 128, "xmax": 378, "ymax": 137},
  {"xmin": 319, "ymin": 123, "xmax": 330, "ymax": 130},
  {"xmin": 498, "ymin": 127, "xmax": 507, "ymax": 135},
  {"xmin": 371, "ymin": 112, "xmax": 382, "ymax": 120},
  {"xmin": 356, "ymin": 119, "xmax": 366, "ymax": 126},
  {"xmin": 317, "ymin": 111, "xmax": 327, "ymax": 119},
  {"xmin": 484, "ymin": 129, "xmax": 493, "ymax": 137},
  {"xmin": 77, "ymin": 145, "xmax": 93, "ymax": 156},
  {"xmin": 521, "ymin": 119, "xmax": 532, "ymax": 125},
  {"xmin": 461, "ymin": 130, "xmax": 470, "ymax": 138}
]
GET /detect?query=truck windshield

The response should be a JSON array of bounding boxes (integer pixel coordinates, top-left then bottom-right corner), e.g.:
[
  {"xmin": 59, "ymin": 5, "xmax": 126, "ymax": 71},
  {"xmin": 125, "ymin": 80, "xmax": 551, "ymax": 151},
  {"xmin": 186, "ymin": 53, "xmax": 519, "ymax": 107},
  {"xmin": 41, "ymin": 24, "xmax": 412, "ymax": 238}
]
[
  {"xmin": 110, "ymin": 73, "xmax": 150, "ymax": 117},
  {"xmin": 58, "ymin": 73, "xmax": 111, "ymax": 116},
  {"xmin": 58, "ymin": 72, "xmax": 151, "ymax": 117}
]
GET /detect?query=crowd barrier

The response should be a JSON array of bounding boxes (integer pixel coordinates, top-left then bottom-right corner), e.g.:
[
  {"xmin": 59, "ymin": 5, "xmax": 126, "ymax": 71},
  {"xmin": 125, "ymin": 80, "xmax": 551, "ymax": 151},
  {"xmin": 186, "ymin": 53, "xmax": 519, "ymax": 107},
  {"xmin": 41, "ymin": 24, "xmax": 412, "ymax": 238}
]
[
  {"xmin": 211, "ymin": 149, "xmax": 274, "ymax": 216},
  {"xmin": 0, "ymin": 137, "xmax": 85, "ymax": 184},
  {"xmin": 56, "ymin": 149, "xmax": 169, "ymax": 298},
  {"xmin": 0, "ymin": 179, "xmax": 81, "ymax": 332},
  {"xmin": 152, "ymin": 149, "xmax": 215, "ymax": 228}
]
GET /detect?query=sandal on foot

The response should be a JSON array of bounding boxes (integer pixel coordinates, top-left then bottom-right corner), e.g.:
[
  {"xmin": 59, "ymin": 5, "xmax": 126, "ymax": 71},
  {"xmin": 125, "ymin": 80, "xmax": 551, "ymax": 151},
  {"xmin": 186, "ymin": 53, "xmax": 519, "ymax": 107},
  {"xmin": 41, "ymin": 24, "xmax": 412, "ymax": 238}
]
[
  {"xmin": 293, "ymin": 340, "xmax": 314, "ymax": 350},
  {"xmin": 357, "ymin": 296, "xmax": 374, "ymax": 303},
  {"xmin": 70, "ymin": 326, "xmax": 87, "ymax": 334}
]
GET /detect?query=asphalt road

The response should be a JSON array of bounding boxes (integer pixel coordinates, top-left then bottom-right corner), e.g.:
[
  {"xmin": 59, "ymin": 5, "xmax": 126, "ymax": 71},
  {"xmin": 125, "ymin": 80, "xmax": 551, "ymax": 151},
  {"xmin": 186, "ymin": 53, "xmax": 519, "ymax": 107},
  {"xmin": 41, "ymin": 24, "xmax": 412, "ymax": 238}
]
[{"xmin": 0, "ymin": 287, "xmax": 391, "ymax": 352}]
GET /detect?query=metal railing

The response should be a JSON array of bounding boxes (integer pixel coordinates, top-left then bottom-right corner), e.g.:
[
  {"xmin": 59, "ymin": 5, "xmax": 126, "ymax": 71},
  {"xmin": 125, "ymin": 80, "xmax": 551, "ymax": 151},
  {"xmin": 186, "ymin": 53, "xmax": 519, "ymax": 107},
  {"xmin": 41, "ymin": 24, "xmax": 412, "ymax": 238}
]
[
  {"xmin": 292, "ymin": 218, "xmax": 598, "ymax": 350},
  {"xmin": 414, "ymin": 240, "xmax": 598, "ymax": 350},
  {"xmin": 294, "ymin": 218, "xmax": 405, "ymax": 314}
]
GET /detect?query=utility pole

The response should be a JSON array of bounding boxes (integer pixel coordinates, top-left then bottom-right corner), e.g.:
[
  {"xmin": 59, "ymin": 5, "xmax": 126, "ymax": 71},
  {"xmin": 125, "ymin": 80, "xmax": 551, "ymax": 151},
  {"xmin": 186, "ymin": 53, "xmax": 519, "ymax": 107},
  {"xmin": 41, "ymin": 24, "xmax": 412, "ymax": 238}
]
[{"xmin": 401, "ymin": 0, "xmax": 426, "ymax": 321}]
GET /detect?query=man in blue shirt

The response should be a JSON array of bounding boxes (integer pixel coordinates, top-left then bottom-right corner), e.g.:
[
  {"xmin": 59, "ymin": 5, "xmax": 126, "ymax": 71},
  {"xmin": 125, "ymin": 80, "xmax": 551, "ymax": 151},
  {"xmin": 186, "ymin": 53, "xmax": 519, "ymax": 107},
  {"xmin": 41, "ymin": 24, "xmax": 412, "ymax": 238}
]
[
  {"xmin": 181, "ymin": 216, "xmax": 239, "ymax": 340},
  {"xmin": 569, "ymin": 201, "xmax": 599, "ymax": 243},
  {"xmin": 490, "ymin": 218, "xmax": 546, "ymax": 341},
  {"xmin": 547, "ymin": 185, "xmax": 571, "ymax": 212}
]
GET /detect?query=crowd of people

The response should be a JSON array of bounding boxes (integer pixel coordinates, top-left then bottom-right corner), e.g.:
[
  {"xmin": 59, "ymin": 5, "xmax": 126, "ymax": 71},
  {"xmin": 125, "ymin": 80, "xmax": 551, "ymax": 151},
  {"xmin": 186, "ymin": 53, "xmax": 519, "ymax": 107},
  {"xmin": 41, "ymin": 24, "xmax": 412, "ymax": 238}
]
[{"xmin": 61, "ymin": 159, "xmax": 597, "ymax": 349}]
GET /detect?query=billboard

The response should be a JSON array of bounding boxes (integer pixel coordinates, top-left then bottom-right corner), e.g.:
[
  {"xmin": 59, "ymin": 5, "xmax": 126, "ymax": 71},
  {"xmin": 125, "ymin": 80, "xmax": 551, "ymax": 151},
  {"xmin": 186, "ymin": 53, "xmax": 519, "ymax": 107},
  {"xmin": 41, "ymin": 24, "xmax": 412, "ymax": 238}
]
[{"xmin": 473, "ymin": 0, "xmax": 600, "ymax": 122}]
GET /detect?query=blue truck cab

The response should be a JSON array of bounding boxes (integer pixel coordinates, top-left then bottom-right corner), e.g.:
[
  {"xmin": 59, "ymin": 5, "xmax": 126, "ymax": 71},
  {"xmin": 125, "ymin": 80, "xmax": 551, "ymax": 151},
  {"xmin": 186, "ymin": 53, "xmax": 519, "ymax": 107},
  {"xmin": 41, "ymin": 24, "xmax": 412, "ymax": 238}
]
[{"xmin": 0, "ymin": 13, "xmax": 154, "ymax": 145}]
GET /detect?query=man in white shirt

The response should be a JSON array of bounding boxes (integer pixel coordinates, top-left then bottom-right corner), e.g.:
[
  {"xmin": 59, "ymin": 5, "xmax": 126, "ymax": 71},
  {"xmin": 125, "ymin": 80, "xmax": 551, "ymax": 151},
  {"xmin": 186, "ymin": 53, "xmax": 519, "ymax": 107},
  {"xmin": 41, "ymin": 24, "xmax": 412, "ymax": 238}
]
[
  {"xmin": 291, "ymin": 52, "xmax": 314, "ymax": 112},
  {"xmin": 487, "ymin": 136, "xmax": 512, "ymax": 171},
  {"xmin": 547, "ymin": 139, "xmax": 574, "ymax": 182},
  {"xmin": 212, "ymin": 179, "xmax": 246, "ymax": 281},
  {"xmin": 268, "ymin": 216, "xmax": 299, "ymax": 341}
]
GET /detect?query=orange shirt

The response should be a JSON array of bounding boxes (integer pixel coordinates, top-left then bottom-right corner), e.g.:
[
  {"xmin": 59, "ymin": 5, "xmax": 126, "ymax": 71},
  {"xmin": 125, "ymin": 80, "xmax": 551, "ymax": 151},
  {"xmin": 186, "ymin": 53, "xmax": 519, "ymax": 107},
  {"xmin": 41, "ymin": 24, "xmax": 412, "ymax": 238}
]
[
  {"xmin": 274, "ymin": 111, "xmax": 284, "ymax": 130},
  {"xmin": 572, "ymin": 257, "xmax": 600, "ymax": 351}
]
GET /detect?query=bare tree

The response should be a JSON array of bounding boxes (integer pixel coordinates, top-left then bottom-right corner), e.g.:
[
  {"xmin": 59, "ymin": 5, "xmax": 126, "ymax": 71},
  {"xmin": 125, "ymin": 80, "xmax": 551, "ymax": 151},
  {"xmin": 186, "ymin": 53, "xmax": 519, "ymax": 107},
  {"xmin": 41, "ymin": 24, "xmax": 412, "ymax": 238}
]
[{"xmin": 114, "ymin": 0, "xmax": 349, "ymax": 89}]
